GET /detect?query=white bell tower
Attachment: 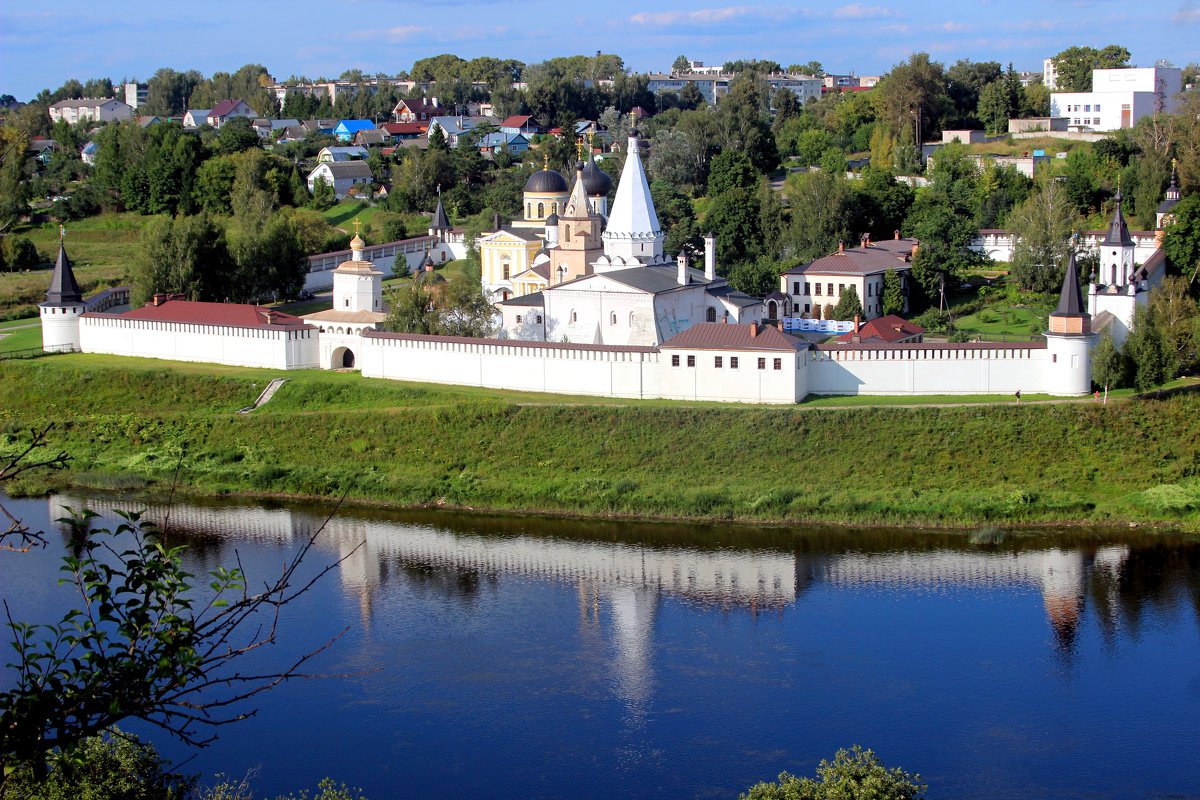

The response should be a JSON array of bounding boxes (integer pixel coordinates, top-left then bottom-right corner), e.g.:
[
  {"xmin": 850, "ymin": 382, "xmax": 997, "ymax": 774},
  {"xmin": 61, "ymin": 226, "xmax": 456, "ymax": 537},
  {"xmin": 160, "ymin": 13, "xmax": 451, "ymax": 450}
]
[{"xmin": 333, "ymin": 223, "xmax": 383, "ymax": 313}]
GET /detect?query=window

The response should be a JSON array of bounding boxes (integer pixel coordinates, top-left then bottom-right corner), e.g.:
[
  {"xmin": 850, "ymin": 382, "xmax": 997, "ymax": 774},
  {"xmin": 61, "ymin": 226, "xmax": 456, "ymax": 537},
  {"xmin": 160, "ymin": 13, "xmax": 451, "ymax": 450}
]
[
  {"xmin": 804, "ymin": 303, "xmax": 810, "ymax": 313},
  {"xmin": 827, "ymin": 283, "xmax": 834, "ymax": 295},
  {"xmin": 503, "ymin": 264, "xmax": 510, "ymax": 280},
  {"xmin": 730, "ymin": 356, "xmax": 739, "ymax": 369},
  {"xmin": 1084, "ymin": 104, "xmax": 1091, "ymax": 112},
  {"xmin": 838, "ymin": 283, "xmax": 844, "ymax": 294},
  {"xmin": 610, "ymin": 312, "xmax": 617, "ymax": 325},
  {"xmin": 672, "ymin": 354, "xmax": 680, "ymax": 367},
  {"xmin": 536, "ymin": 315, "xmax": 543, "ymax": 324},
  {"xmin": 564, "ymin": 227, "xmax": 570, "ymax": 242},
  {"xmin": 867, "ymin": 283, "xmax": 873, "ymax": 297},
  {"xmin": 792, "ymin": 281, "xmax": 800, "ymax": 294},
  {"xmin": 706, "ymin": 307, "xmax": 716, "ymax": 322},
  {"xmin": 804, "ymin": 282, "xmax": 810, "ymax": 295},
  {"xmin": 516, "ymin": 315, "xmax": 522, "ymax": 323},
  {"xmin": 571, "ymin": 310, "xmax": 577, "ymax": 323},
  {"xmin": 714, "ymin": 356, "xmax": 723, "ymax": 368},
  {"xmin": 537, "ymin": 202, "xmax": 544, "ymax": 218},
  {"xmin": 687, "ymin": 355, "xmax": 695, "ymax": 367},
  {"xmin": 815, "ymin": 283, "xmax": 822, "ymax": 295},
  {"xmin": 526, "ymin": 203, "xmax": 531, "ymax": 218},
  {"xmin": 757, "ymin": 358, "xmax": 766, "ymax": 370},
  {"xmin": 552, "ymin": 202, "xmax": 558, "ymax": 214},
  {"xmin": 1095, "ymin": 104, "xmax": 1101, "ymax": 112},
  {"xmin": 344, "ymin": 298, "xmax": 349, "ymax": 308}
]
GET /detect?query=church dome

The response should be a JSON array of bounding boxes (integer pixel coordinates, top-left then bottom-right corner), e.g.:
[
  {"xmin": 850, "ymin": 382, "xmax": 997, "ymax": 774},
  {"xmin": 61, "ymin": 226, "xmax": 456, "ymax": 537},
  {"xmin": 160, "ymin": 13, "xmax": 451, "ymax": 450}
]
[
  {"xmin": 349, "ymin": 232, "xmax": 365, "ymax": 250},
  {"xmin": 581, "ymin": 154, "xmax": 612, "ymax": 197},
  {"xmin": 525, "ymin": 168, "xmax": 568, "ymax": 194},
  {"xmin": 545, "ymin": 212, "xmax": 559, "ymax": 226}
]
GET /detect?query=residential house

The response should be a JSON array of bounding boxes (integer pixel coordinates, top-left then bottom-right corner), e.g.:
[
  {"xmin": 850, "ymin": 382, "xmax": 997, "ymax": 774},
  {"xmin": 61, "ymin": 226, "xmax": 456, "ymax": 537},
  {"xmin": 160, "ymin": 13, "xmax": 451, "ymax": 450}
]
[
  {"xmin": 779, "ymin": 235, "xmax": 915, "ymax": 321},
  {"xmin": 317, "ymin": 145, "xmax": 369, "ymax": 163},
  {"xmin": 207, "ymin": 99, "xmax": 258, "ymax": 129},
  {"xmin": 182, "ymin": 109, "xmax": 211, "ymax": 128},
  {"xmin": 253, "ymin": 118, "xmax": 300, "ymax": 139},
  {"xmin": 334, "ymin": 120, "xmax": 376, "ymax": 142},
  {"xmin": 500, "ymin": 115, "xmax": 542, "ymax": 136},
  {"xmin": 392, "ymin": 97, "xmax": 441, "ymax": 123},
  {"xmin": 378, "ymin": 122, "xmax": 426, "ymax": 140},
  {"xmin": 428, "ymin": 116, "xmax": 478, "ymax": 147},
  {"xmin": 354, "ymin": 129, "xmax": 388, "ymax": 147},
  {"xmin": 48, "ymin": 98, "xmax": 134, "ymax": 125},
  {"xmin": 478, "ymin": 131, "xmax": 528, "ymax": 157},
  {"xmin": 136, "ymin": 115, "xmax": 163, "ymax": 128},
  {"xmin": 27, "ymin": 139, "xmax": 58, "ymax": 166},
  {"xmin": 307, "ymin": 161, "xmax": 373, "ymax": 199},
  {"xmin": 80, "ymin": 141, "xmax": 99, "ymax": 166}
]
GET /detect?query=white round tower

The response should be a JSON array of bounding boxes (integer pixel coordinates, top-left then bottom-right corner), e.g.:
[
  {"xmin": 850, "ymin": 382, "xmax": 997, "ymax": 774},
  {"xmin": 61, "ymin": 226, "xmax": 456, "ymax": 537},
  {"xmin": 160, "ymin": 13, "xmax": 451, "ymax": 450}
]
[{"xmin": 39, "ymin": 240, "xmax": 85, "ymax": 353}]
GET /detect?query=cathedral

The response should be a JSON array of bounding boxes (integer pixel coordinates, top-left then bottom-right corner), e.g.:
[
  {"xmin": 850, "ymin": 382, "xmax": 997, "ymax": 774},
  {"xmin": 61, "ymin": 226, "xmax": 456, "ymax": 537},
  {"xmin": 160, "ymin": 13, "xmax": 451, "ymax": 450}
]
[{"xmin": 485, "ymin": 130, "xmax": 761, "ymax": 347}]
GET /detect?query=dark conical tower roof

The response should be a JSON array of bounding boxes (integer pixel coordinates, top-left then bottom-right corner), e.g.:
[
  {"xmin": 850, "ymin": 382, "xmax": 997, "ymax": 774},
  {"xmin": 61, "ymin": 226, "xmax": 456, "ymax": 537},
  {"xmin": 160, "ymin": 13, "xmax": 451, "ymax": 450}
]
[
  {"xmin": 1158, "ymin": 161, "xmax": 1181, "ymax": 215},
  {"xmin": 44, "ymin": 242, "xmax": 83, "ymax": 306},
  {"xmin": 1053, "ymin": 251, "xmax": 1085, "ymax": 317},
  {"xmin": 1101, "ymin": 188, "xmax": 1134, "ymax": 248},
  {"xmin": 430, "ymin": 195, "xmax": 450, "ymax": 231}
]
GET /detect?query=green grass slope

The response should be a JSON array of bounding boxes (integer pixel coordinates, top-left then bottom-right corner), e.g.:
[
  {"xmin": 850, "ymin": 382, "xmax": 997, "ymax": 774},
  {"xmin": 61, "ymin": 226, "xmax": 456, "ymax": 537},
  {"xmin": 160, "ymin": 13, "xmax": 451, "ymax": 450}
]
[{"xmin": 2, "ymin": 355, "xmax": 1198, "ymax": 527}]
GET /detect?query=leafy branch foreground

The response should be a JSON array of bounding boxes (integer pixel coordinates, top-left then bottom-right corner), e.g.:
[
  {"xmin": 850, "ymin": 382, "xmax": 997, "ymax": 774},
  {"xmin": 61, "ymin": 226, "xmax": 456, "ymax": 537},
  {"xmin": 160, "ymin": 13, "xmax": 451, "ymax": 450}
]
[{"xmin": 0, "ymin": 434, "xmax": 362, "ymax": 787}]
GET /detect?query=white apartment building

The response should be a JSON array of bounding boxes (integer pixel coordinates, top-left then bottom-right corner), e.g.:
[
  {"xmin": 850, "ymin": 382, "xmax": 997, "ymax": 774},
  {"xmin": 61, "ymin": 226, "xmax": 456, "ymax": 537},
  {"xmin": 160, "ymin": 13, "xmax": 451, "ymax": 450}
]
[
  {"xmin": 48, "ymin": 98, "xmax": 134, "ymax": 125},
  {"xmin": 1043, "ymin": 58, "xmax": 1059, "ymax": 90},
  {"xmin": 1050, "ymin": 66, "xmax": 1182, "ymax": 131}
]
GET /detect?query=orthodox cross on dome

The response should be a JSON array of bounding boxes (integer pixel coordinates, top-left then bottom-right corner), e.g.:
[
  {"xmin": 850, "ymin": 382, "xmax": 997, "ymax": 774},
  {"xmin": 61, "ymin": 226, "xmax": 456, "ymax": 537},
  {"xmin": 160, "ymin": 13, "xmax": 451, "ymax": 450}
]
[
  {"xmin": 543, "ymin": 151, "xmax": 549, "ymax": 171},
  {"xmin": 576, "ymin": 138, "xmax": 583, "ymax": 160},
  {"xmin": 353, "ymin": 219, "xmax": 361, "ymax": 235}
]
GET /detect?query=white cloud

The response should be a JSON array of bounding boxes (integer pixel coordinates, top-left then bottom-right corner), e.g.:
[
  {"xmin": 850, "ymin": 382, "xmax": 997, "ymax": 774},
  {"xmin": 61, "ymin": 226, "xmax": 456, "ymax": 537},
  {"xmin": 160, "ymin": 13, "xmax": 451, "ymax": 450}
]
[
  {"xmin": 941, "ymin": 20, "xmax": 970, "ymax": 31},
  {"xmin": 1172, "ymin": 7, "xmax": 1200, "ymax": 21},
  {"xmin": 628, "ymin": 6, "xmax": 808, "ymax": 25},
  {"xmin": 832, "ymin": 4, "xmax": 896, "ymax": 18}
]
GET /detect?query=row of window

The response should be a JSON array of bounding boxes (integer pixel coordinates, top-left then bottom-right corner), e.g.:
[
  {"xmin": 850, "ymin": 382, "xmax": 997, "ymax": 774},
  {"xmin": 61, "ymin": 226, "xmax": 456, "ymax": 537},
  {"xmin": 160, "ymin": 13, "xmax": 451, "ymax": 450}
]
[
  {"xmin": 1072, "ymin": 118, "xmax": 1101, "ymax": 126},
  {"xmin": 1065, "ymin": 103, "xmax": 1101, "ymax": 113},
  {"xmin": 670, "ymin": 354, "xmax": 782, "ymax": 370}
]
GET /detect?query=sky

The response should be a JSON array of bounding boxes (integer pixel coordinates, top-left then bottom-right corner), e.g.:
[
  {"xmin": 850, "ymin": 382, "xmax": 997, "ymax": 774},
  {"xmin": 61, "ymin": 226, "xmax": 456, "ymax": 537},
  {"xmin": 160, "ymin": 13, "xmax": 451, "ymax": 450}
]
[{"xmin": 2, "ymin": 0, "xmax": 1198, "ymax": 101}]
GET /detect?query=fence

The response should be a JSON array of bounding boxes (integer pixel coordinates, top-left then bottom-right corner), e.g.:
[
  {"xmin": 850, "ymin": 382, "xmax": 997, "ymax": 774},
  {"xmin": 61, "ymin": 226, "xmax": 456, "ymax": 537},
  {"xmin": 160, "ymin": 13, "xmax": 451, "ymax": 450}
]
[
  {"xmin": 781, "ymin": 318, "xmax": 855, "ymax": 334},
  {"xmin": 0, "ymin": 344, "xmax": 77, "ymax": 361}
]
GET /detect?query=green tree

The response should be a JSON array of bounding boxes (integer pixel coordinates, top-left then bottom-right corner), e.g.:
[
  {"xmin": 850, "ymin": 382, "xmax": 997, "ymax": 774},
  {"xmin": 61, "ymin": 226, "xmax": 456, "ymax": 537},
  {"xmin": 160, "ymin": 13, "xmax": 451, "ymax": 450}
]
[
  {"xmin": 132, "ymin": 213, "xmax": 236, "ymax": 305},
  {"xmin": 1007, "ymin": 178, "xmax": 1081, "ymax": 292},
  {"xmin": 214, "ymin": 117, "xmax": 261, "ymax": 155},
  {"xmin": 193, "ymin": 156, "xmax": 239, "ymax": 215},
  {"xmin": 1162, "ymin": 194, "xmax": 1200, "ymax": 282},
  {"xmin": 0, "ymin": 127, "xmax": 31, "ymax": 228},
  {"xmin": 2, "ymin": 729, "xmax": 192, "ymax": 799},
  {"xmin": 882, "ymin": 268, "xmax": 904, "ymax": 316},
  {"xmin": 1051, "ymin": 45, "xmax": 1131, "ymax": 92},
  {"xmin": 740, "ymin": 746, "xmax": 926, "ymax": 800},
  {"xmin": 728, "ymin": 257, "xmax": 781, "ymax": 297},
  {"xmin": 672, "ymin": 55, "xmax": 691, "ymax": 74},
  {"xmin": 707, "ymin": 150, "xmax": 758, "ymax": 195},
  {"xmin": 874, "ymin": 53, "xmax": 949, "ymax": 140},
  {"xmin": 3, "ymin": 237, "xmax": 41, "ymax": 271},
  {"xmin": 976, "ymin": 80, "xmax": 1014, "ymax": 135},
  {"xmin": 309, "ymin": 175, "xmax": 335, "ymax": 211},
  {"xmin": 1125, "ymin": 304, "xmax": 1178, "ymax": 391},
  {"xmin": 1091, "ymin": 332, "xmax": 1129, "ymax": 390},
  {"xmin": 376, "ymin": 212, "xmax": 408, "ymax": 243},
  {"xmin": 229, "ymin": 213, "xmax": 308, "ymax": 302},
  {"xmin": 782, "ymin": 169, "xmax": 856, "ymax": 262},
  {"xmin": 1147, "ymin": 276, "xmax": 1200, "ymax": 372},
  {"xmin": 832, "ymin": 285, "xmax": 863, "ymax": 320}
]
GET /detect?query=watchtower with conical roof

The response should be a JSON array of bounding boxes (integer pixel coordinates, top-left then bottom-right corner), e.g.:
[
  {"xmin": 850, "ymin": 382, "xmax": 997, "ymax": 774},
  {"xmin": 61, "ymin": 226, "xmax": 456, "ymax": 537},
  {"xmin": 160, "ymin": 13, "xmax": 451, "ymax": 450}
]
[
  {"xmin": 1156, "ymin": 159, "xmax": 1181, "ymax": 232},
  {"xmin": 1044, "ymin": 251, "xmax": 1095, "ymax": 395},
  {"xmin": 39, "ymin": 236, "xmax": 85, "ymax": 353}
]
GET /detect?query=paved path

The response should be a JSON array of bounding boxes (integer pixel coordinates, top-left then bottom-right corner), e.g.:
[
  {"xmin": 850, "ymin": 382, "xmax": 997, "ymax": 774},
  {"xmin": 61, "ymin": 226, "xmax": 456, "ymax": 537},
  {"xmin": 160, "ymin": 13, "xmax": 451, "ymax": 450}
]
[{"xmin": 237, "ymin": 378, "xmax": 287, "ymax": 414}]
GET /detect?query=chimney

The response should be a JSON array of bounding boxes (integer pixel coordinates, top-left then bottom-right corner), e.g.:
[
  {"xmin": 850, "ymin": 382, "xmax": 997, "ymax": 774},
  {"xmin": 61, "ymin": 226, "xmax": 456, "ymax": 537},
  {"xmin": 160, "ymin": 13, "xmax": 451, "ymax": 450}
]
[
  {"xmin": 432, "ymin": 97, "xmax": 439, "ymax": 108},
  {"xmin": 860, "ymin": 234, "xmax": 868, "ymax": 249},
  {"xmin": 493, "ymin": 212, "xmax": 501, "ymax": 231},
  {"xmin": 864, "ymin": 232, "xmax": 871, "ymax": 247},
  {"xmin": 152, "ymin": 293, "xmax": 165, "ymax": 306},
  {"xmin": 852, "ymin": 314, "xmax": 861, "ymax": 344},
  {"xmin": 911, "ymin": 239, "xmax": 919, "ymax": 260},
  {"xmin": 838, "ymin": 241, "xmax": 844, "ymax": 254},
  {"xmin": 677, "ymin": 251, "xmax": 689, "ymax": 286},
  {"xmin": 704, "ymin": 232, "xmax": 716, "ymax": 281},
  {"xmin": 749, "ymin": 322, "xmax": 758, "ymax": 338},
  {"xmin": 777, "ymin": 320, "xmax": 784, "ymax": 332}
]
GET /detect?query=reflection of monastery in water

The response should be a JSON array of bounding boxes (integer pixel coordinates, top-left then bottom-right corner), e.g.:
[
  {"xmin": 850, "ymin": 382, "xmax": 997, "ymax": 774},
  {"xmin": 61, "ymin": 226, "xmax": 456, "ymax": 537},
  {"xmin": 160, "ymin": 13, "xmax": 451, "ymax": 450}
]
[{"xmin": 51, "ymin": 494, "xmax": 1143, "ymax": 657}]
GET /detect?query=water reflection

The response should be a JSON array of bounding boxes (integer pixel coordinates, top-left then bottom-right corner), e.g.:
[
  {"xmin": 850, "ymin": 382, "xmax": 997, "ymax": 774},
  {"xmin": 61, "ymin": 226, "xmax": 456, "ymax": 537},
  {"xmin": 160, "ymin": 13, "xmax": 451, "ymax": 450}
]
[{"xmin": 49, "ymin": 492, "xmax": 1200, "ymax": 667}]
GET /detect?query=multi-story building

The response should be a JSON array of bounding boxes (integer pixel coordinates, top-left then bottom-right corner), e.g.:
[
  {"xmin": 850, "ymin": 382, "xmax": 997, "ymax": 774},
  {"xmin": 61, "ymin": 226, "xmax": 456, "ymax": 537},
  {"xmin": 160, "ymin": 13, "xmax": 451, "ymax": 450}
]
[
  {"xmin": 1043, "ymin": 57, "xmax": 1059, "ymax": 90},
  {"xmin": 48, "ymin": 98, "xmax": 134, "ymax": 125},
  {"xmin": 123, "ymin": 82, "xmax": 148, "ymax": 109},
  {"xmin": 1050, "ymin": 66, "xmax": 1182, "ymax": 131}
]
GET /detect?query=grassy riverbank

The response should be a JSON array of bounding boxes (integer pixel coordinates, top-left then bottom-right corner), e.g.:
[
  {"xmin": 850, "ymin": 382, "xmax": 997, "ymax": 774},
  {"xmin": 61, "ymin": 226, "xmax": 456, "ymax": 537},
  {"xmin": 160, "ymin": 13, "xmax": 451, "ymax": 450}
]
[{"xmin": 2, "ymin": 355, "xmax": 1199, "ymax": 527}]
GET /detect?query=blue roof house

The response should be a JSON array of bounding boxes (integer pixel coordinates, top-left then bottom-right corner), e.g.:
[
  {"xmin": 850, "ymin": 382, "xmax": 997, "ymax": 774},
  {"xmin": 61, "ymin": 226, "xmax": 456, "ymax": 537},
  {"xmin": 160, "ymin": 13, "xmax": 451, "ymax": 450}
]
[{"xmin": 334, "ymin": 120, "xmax": 376, "ymax": 142}]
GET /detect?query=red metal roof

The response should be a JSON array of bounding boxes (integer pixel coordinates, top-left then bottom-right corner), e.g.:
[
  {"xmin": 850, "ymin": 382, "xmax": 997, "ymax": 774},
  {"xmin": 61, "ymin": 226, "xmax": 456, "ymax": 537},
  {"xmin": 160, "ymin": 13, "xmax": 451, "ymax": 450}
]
[
  {"xmin": 500, "ymin": 114, "xmax": 532, "ymax": 128},
  {"xmin": 380, "ymin": 122, "xmax": 427, "ymax": 135},
  {"xmin": 660, "ymin": 323, "xmax": 804, "ymax": 352},
  {"xmin": 835, "ymin": 315, "xmax": 924, "ymax": 344},
  {"xmin": 208, "ymin": 99, "xmax": 246, "ymax": 118},
  {"xmin": 99, "ymin": 299, "xmax": 313, "ymax": 330}
]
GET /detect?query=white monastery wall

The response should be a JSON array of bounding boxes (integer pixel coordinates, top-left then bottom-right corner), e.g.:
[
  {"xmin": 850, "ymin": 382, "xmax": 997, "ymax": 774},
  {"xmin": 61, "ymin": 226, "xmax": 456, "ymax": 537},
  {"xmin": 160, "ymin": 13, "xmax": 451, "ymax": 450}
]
[
  {"xmin": 657, "ymin": 348, "xmax": 805, "ymax": 404},
  {"xmin": 305, "ymin": 239, "xmax": 464, "ymax": 291},
  {"xmin": 79, "ymin": 315, "xmax": 319, "ymax": 370},
  {"xmin": 807, "ymin": 343, "xmax": 1077, "ymax": 396}
]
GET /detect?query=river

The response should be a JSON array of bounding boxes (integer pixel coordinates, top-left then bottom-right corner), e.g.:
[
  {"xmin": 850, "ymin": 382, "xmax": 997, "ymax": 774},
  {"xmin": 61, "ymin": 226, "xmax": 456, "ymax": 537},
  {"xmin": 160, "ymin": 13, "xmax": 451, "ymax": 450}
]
[{"xmin": 2, "ymin": 492, "xmax": 1198, "ymax": 798}]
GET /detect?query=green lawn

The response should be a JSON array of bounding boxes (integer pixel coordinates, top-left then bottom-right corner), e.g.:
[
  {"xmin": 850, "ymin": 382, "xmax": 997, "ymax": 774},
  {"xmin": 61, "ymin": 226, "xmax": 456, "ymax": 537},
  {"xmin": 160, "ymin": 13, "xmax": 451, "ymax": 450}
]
[
  {"xmin": 320, "ymin": 200, "xmax": 431, "ymax": 243},
  {"xmin": 952, "ymin": 305, "xmax": 1048, "ymax": 341},
  {"xmin": 0, "ymin": 323, "xmax": 42, "ymax": 354}
]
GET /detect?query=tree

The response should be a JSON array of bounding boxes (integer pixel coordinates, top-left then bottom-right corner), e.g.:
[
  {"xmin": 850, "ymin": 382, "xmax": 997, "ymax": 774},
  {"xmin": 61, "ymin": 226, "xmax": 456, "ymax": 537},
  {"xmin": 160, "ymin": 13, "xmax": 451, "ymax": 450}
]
[
  {"xmin": 1091, "ymin": 332, "xmax": 1129, "ymax": 390},
  {"xmin": 3, "ymin": 237, "xmax": 40, "ymax": 271},
  {"xmin": 376, "ymin": 212, "xmax": 408, "ymax": 243},
  {"xmin": 832, "ymin": 285, "xmax": 863, "ymax": 320},
  {"xmin": 1147, "ymin": 276, "xmax": 1200, "ymax": 373},
  {"xmin": 740, "ymin": 746, "xmax": 926, "ymax": 800},
  {"xmin": 672, "ymin": 55, "xmax": 691, "ymax": 74},
  {"xmin": 728, "ymin": 257, "xmax": 781, "ymax": 297},
  {"xmin": 946, "ymin": 59, "xmax": 1002, "ymax": 127},
  {"xmin": 648, "ymin": 128, "xmax": 699, "ymax": 187},
  {"xmin": 1162, "ymin": 194, "xmax": 1200, "ymax": 282},
  {"xmin": 707, "ymin": 150, "xmax": 757, "ymax": 196},
  {"xmin": 0, "ymin": 438, "xmax": 352, "ymax": 783},
  {"xmin": 214, "ymin": 117, "xmax": 261, "ymax": 156},
  {"xmin": 679, "ymin": 82, "xmax": 706, "ymax": 110},
  {"xmin": 882, "ymin": 268, "xmax": 904, "ymax": 316},
  {"xmin": 310, "ymin": 175, "xmax": 335, "ymax": 211},
  {"xmin": 976, "ymin": 80, "xmax": 1014, "ymax": 136},
  {"xmin": 705, "ymin": 187, "xmax": 761, "ymax": 268},
  {"xmin": 874, "ymin": 53, "xmax": 949, "ymax": 140},
  {"xmin": 229, "ymin": 213, "xmax": 308, "ymax": 302},
  {"xmin": 132, "ymin": 213, "xmax": 236, "ymax": 305},
  {"xmin": 1007, "ymin": 179, "xmax": 1081, "ymax": 292},
  {"xmin": 0, "ymin": 127, "xmax": 31, "ymax": 229},
  {"xmin": 1023, "ymin": 83, "xmax": 1051, "ymax": 118},
  {"xmin": 782, "ymin": 169, "xmax": 855, "ymax": 262},
  {"xmin": 1051, "ymin": 45, "xmax": 1131, "ymax": 92},
  {"xmin": 1125, "ymin": 304, "xmax": 1178, "ymax": 391}
]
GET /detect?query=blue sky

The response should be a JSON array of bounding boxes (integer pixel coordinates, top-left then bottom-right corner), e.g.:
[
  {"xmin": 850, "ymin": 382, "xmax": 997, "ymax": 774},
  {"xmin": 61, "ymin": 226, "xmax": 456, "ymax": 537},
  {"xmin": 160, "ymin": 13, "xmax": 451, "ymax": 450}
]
[{"xmin": 2, "ymin": 0, "xmax": 1197, "ymax": 100}]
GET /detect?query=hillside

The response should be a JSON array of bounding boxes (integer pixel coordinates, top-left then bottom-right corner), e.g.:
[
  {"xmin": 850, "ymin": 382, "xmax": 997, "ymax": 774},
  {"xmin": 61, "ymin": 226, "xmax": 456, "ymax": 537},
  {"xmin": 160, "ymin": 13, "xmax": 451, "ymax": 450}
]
[{"xmin": 2, "ymin": 355, "xmax": 1198, "ymax": 528}]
